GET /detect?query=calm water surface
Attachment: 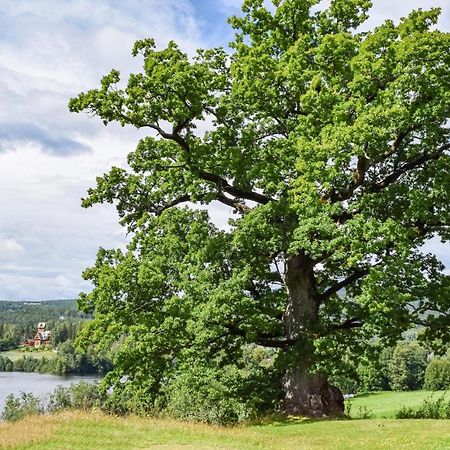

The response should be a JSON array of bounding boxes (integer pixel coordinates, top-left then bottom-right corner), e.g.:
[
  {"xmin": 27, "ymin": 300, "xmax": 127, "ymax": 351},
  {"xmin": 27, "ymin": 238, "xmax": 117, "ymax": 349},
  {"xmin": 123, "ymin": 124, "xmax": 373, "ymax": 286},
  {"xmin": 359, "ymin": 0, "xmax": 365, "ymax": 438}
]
[{"xmin": 0, "ymin": 372, "xmax": 101, "ymax": 415}]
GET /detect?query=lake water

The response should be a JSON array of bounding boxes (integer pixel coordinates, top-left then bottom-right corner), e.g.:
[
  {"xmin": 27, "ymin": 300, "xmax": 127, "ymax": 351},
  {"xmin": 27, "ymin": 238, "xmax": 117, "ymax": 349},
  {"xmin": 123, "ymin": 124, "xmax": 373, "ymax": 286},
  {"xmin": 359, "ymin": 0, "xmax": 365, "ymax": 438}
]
[{"xmin": 0, "ymin": 372, "xmax": 101, "ymax": 416}]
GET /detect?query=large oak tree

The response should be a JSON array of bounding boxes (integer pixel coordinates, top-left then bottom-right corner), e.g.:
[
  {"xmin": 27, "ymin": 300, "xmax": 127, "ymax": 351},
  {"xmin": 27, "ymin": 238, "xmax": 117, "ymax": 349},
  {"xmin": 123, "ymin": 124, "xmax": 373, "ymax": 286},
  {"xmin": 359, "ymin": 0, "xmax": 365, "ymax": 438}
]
[{"xmin": 70, "ymin": 0, "xmax": 450, "ymax": 418}]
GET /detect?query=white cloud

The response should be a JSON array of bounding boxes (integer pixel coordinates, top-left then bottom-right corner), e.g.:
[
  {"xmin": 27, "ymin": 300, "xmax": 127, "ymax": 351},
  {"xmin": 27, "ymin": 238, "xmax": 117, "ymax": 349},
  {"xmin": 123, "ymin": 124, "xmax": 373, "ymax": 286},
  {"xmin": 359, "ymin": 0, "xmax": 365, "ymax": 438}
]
[
  {"xmin": 55, "ymin": 274, "xmax": 71, "ymax": 288},
  {"xmin": 0, "ymin": 0, "xmax": 448, "ymax": 300},
  {"xmin": 0, "ymin": 238, "xmax": 25, "ymax": 259},
  {"xmin": 362, "ymin": 0, "xmax": 450, "ymax": 31},
  {"xmin": 0, "ymin": 0, "xmax": 206, "ymax": 300}
]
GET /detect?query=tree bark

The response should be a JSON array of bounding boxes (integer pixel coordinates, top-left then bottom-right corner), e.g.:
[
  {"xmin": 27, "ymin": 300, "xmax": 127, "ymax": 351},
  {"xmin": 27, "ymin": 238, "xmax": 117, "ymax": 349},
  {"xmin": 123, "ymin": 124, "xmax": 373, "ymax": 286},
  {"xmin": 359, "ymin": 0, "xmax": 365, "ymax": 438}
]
[{"xmin": 282, "ymin": 253, "xmax": 344, "ymax": 417}]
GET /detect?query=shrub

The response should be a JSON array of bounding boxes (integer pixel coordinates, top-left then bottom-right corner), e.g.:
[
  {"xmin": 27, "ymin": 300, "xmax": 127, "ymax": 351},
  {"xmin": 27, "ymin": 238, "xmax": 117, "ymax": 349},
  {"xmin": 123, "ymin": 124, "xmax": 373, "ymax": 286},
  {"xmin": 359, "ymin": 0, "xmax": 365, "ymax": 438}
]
[
  {"xmin": 396, "ymin": 395, "xmax": 450, "ymax": 419},
  {"xmin": 12, "ymin": 358, "xmax": 24, "ymax": 371},
  {"xmin": 164, "ymin": 367, "xmax": 254, "ymax": 424},
  {"xmin": 47, "ymin": 382, "xmax": 103, "ymax": 413},
  {"xmin": 344, "ymin": 401, "xmax": 373, "ymax": 419},
  {"xmin": 424, "ymin": 358, "xmax": 450, "ymax": 391},
  {"xmin": 71, "ymin": 381, "xmax": 103, "ymax": 409},
  {"xmin": 47, "ymin": 386, "xmax": 72, "ymax": 412},
  {"xmin": 162, "ymin": 360, "xmax": 281, "ymax": 425},
  {"xmin": 354, "ymin": 405, "xmax": 374, "ymax": 419},
  {"xmin": 0, "ymin": 355, "xmax": 12, "ymax": 371},
  {"xmin": 2, "ymin": 392, "xmax": 44, "ymax": 421},
  {"xmin": 5, "ymin": 358, "xmax": 13, "ymax": 371}
]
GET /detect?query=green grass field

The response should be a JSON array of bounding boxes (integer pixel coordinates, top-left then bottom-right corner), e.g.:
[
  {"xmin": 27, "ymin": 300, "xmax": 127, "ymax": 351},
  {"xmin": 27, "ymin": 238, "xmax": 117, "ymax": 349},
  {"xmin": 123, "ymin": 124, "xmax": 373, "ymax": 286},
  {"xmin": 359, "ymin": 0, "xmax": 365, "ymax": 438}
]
[
  {"xmin": 346, "ymin": 390, "xmax": 450, "ymax": 418},
  {"xmin": 1, "ymin": 410, "xmax": 450, "ymax": 450},
  {"xmin": 0, "ymin": 349, "xmax": 56, "ymax": 362},
  {"xmin": 1, "ymin": 391, "xmax": 450, "ymax": 449}
]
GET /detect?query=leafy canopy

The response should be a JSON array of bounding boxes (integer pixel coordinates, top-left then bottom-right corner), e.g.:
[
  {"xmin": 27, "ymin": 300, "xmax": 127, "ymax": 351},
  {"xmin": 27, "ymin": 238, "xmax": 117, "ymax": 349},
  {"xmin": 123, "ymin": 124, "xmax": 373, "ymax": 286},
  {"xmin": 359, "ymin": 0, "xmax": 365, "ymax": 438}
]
[{"xmin": 70, "ymin": 0, "xmax": 450, "ymax": 418}]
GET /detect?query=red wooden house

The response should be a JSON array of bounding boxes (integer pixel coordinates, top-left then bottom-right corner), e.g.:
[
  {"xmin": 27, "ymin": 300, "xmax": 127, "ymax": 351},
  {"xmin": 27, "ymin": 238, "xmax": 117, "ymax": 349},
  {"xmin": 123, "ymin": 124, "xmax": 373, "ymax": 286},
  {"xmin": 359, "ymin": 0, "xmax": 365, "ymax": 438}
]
[{"xmin": 23, "ymin": 322, "xmax": 52, "ymax": 348}]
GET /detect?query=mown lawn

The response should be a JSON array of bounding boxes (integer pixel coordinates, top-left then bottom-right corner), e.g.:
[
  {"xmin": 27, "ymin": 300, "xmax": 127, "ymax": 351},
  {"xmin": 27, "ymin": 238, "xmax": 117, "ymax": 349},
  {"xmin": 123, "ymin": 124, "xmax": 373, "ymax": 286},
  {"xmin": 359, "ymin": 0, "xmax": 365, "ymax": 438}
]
[
  {"xmin": 0, "ymin": 349, "xmax": 56, "ymax": 362},
  {"xmin": 346, "ymin": 390, "xmax": 450, "ymax": 418},
  {"xmin": 1, "ymin": 410, "xmax": 450, "ymax": 450}
]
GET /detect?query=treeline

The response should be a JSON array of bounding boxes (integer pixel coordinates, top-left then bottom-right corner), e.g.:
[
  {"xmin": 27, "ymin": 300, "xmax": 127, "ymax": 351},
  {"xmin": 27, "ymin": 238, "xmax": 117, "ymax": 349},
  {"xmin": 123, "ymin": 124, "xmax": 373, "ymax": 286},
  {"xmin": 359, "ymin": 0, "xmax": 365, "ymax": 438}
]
[
  {"xmin": 334, "ymin": 339, "xmax": 450, "ymax": 394},
  {"xmin": 0, "ymin": 340, "xmax": 112, "ymax": 375},
  {"xmin": 0, "ymin": 299, "xmax": 89, "ymax": 350},
  {"xmin": 0, "ymin": 300, "xmax": 113, "ymax": 376}
]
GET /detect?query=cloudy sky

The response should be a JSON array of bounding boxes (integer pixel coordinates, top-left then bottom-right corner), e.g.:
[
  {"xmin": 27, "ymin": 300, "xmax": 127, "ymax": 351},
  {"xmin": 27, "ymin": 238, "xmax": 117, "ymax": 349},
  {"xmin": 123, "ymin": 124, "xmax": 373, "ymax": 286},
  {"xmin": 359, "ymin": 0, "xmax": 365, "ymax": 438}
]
[{"xmin": 0, "ymin": 0, "xmax": 449, "ymax": 300}]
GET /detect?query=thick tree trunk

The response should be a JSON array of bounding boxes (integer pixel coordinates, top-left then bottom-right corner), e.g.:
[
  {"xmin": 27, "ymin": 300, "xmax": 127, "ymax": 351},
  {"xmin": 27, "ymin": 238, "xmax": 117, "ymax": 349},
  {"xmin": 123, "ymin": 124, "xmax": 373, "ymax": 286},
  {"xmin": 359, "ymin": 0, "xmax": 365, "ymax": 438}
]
[
  {"xmin": 282, "ymin": 253, "xmax": 344, "ymax": 417},
  {"xmin": 282, "ymin": 364, "xmax": 344, "ymax": 417}
]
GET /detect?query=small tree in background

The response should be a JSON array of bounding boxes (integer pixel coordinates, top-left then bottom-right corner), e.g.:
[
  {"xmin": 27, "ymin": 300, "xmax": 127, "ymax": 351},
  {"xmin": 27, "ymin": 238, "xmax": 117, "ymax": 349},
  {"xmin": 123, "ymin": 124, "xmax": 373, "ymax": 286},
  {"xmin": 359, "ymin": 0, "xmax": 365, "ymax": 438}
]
[
  {"xmin": 356, "ymin": 345, "xmax": 392, "ymax": 392},
  {"xmin": 424, "ymin": 358, "xmax": 450, "ymax": 390},
  {"xmin": 70, "ymin": 0, "xmax": 450, "ymax": 418},
  {"xmin": 388, "ymin": 341, "xmax": 427, "ymax": 391}
]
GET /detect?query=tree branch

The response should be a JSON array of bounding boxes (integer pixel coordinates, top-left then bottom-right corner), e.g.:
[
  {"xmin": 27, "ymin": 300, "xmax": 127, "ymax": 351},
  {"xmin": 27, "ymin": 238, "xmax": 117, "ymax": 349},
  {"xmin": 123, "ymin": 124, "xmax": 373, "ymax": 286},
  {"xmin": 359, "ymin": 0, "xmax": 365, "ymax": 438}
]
[
  {"xmin": 327, "ymin": 124, "xmax": 427, "ymax": 203},
  {"xmin": 368, "ymin": 143, "xmax": 450, "ymax": 194},
  {"xmin": 414, "ymin": 220, "xmax": 450, "ymax": 237},
  {"xmin": 319, "ymin": 267, "xmax": 370, "ymax": 302},
  {"xmin": 352, "ymin": 153, "xmax": 368, "ymax": 188},
  {"xmin": 198, "ymin": 170, "xmax": 272, "ymax": 205},
  {"xmin": 154, "ymin": 192, "xmax": 253, "ymax": 217},
  {"xmin": 331, "ymin": 318, "xmax": 365, "ymax": 330},
  {"xmin": 140, "ymin": 118, "xmax": 274, "ymax": 206},
  {"xmin": 225, "ymin": 324, "xmax": 295, "ymax": 348},
  {"xmin": 154, "ymin": 194, "xmax": 191, "ymax": 215},
  {"xmin": 216, "ymin": 193, "xmax": 251, "ymax": 214},
  {"xmin": 255, "ymin": 337, "xmax": 298, "ymax": 348}
]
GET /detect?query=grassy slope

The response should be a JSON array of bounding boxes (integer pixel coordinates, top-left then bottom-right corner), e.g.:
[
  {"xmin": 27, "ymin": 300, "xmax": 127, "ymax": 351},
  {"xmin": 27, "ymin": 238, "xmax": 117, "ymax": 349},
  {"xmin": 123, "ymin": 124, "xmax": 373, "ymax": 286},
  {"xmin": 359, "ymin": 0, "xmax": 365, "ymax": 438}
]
[
  {"xmin": 0, "ymin": 349, "xmax": 56, "ymax": 362},
  {"xmin": 347, "ymin": 390, "xmax": 450, "ymax": 418},
  {"xmin": 1, "ymin": 411, "xmax": 450, "ymax": 450}
]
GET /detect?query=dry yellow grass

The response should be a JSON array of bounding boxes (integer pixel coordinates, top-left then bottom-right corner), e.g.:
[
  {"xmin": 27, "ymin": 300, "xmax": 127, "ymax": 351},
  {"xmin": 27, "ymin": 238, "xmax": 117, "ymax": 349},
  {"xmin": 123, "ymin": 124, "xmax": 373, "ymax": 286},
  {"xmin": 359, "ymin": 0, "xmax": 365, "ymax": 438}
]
[
  {"xmin": 0, "ymin": 414, "xmax": 58, "ymax": 449},
  {"xmin": 1, "ymin": 410, "xmax": 450, "ymax": 450}
]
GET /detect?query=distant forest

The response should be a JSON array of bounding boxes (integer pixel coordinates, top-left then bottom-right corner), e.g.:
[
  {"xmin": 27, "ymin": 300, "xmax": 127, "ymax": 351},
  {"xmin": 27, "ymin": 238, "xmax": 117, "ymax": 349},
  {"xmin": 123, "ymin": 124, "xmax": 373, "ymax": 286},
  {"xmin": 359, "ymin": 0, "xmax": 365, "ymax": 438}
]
[
  {"xmin": 0, "ymin": 300, "xmax": 111, "ymax": 375},
  {"xmin": 0, "ymin": 299, "xmax": 89, "ymax": 350}
]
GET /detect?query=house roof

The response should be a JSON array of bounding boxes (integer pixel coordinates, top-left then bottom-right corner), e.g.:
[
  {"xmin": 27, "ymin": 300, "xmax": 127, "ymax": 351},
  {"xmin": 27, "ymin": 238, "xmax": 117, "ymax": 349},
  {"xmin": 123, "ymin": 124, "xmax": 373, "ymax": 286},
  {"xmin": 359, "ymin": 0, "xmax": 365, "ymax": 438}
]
[{"xmin": 35, "ymin": 331, "xmax": 51, "ymax": 341}]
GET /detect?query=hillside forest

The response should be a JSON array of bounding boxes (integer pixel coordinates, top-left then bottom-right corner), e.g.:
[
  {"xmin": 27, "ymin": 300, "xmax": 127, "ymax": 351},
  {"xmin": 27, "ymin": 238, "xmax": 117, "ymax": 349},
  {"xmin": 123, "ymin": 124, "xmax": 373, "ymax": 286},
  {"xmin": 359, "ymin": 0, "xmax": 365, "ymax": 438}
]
[{"xmin": 0, "ymin": 300, "xmax": 111, "ymax": 375}]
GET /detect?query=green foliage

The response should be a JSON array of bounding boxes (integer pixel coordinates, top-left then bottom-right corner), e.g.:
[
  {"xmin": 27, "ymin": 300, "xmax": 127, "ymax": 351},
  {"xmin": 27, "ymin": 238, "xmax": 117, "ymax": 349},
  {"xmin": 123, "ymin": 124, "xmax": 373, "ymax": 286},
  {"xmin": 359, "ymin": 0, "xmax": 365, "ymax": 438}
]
[
  {"xmin": 163, "ymin": 366, "xmax": 257, "ymax": 424},
  {"xmin": 70, "ymin": 381, "xmax": 104, "ymax": 410},
  {"xmin": 1, "ymin": 382, "xmax": 103, "ymax": 422},
  {"xmin": 330, "ymin": 375, "xmax": 358, "ymax": 395},
  {"xmin": 0, "ymin": 336, "xmax": 17, "ymax": 352},
  {"xmin": 163, "ymin": 357, "xmax": 281, "ymax": 424},
  {"xmin": 97, "ymin": 344, "xmax": 282, "ymax": 423},
  {"xmin": 424, "ymin": 357, "xmax": 450, "ymax": 390},
  {"xmin": 0, "ymin": 300, "xmax": 88, "ymax": 349},
  {"xmin": 352, "ymin": 405, "xmax": 374, "ymax": 420},
  {"xmin": 388, "ymin": 342, "xmax": 427, "ymax": 391},
  {"xmin": 331, "ymin": 337, "xmax": 450, "ymax": 395},
  {"xmin": 334, "ymin": 339, "xmax": 430, "ymax": 394},
  {"xmin": 0, "ymin": 355, "xmax": 13, "ymax": 371},
  {"xmin": 47, "ymin": 382, "xmax": 104, "ymax": 412},
  {"xmin": 356, "ymin": 346, "xmax": 392, "ymax": 392},
  {"xmin": 47, "ymin": 386, "xmax": 72, "ymax": 412},
  {"xmin": 0, "ymin": 340, "xmax": 112, "ymax": 375},
  {"xmin": 2, "ymin": 392, "xmax": 44, "ymax": 422},
  {"xmin": 396, "ymin": 394, "xmax": 450, "ymax": 419},
  {"xmin": 69, "ymin": 0, "xmax": 450, "ymax": 419}
]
